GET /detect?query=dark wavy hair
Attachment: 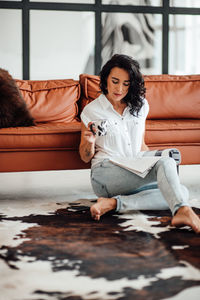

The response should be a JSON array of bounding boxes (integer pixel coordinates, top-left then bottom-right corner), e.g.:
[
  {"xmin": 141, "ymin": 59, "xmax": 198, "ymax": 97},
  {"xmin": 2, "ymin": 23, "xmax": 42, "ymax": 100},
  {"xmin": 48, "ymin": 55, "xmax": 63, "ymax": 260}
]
[{"xmin": 99, "ymin": 54, "xmax": 146, "ymax": 116}]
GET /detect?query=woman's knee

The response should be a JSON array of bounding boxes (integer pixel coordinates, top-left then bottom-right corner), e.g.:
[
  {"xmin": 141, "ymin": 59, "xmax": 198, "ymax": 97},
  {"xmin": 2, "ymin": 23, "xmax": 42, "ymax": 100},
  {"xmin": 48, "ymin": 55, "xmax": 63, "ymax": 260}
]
[
  {"xmin": 156, "ymin": 157, "xmax": 177, "ymax": 170},
  {"xmin": 155, "ymin": 157, "xmax": 179, "ymax": 181}
]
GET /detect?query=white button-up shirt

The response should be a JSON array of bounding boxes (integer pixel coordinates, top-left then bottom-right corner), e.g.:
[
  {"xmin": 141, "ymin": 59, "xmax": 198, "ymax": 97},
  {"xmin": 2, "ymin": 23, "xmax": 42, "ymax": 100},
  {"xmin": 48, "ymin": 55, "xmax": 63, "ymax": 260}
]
[{"xmin": 80, "ymin": 94, "xmax": 149, "ymax": 168}]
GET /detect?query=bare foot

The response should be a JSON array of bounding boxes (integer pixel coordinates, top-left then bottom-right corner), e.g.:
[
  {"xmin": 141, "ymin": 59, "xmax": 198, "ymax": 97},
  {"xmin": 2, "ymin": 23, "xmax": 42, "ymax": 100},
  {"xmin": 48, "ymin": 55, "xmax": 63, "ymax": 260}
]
[
  {"xmin": 90, "ymin": 197, "xmax": 117, "ymax": 221},
  {"xmin": 171, "ymin": 206, "xmax": 200, "ymax": 233}
]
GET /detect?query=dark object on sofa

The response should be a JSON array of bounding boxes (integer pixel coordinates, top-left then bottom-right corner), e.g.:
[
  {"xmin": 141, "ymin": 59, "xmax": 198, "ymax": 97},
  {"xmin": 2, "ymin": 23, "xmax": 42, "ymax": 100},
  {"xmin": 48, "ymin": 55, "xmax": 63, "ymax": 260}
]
[{"xmin": 0, "ymin": 68, "xmax": 35, "ymax": 128}]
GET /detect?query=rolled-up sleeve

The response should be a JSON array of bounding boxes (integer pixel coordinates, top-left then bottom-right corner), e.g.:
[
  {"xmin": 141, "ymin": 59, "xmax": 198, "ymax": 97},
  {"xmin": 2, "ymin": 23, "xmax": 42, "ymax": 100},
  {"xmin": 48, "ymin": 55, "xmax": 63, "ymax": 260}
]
[
  {"xmin": 143, "ymin": 98, "xmax": 149, "ymax": 119},
  {"xmin": 80, "ymin": 109, "xmax": 90, "ymax": 127}
]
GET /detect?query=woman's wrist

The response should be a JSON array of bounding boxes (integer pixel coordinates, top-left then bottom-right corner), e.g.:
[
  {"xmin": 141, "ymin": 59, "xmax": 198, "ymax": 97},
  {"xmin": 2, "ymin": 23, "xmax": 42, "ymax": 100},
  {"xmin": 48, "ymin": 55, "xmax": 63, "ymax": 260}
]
[{"xmin": 80, "ymin": 142, "xmax": 95, "ymax": 163}]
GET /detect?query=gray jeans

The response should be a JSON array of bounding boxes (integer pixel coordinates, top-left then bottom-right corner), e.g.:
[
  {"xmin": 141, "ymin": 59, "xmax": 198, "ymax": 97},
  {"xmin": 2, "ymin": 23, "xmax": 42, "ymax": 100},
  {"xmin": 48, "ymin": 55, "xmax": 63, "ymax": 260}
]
[{"xmin": 90, "ymin": 157, "xmax": 190, "ymax": 215}]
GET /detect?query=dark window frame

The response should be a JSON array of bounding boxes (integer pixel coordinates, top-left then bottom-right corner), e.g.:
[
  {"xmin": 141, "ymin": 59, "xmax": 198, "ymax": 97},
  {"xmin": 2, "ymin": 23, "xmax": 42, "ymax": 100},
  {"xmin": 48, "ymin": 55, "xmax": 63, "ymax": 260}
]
[{"xmin": 0, "ymin": 0, "xmax": 200, "ymax": 79}]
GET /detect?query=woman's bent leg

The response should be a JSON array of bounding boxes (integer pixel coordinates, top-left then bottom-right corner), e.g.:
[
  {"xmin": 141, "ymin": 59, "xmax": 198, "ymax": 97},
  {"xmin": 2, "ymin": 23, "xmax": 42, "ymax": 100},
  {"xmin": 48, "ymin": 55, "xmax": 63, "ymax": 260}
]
[
  {"xmin": 91, "ymin": 158, "xmax": 190, "ymax": 215},
  {"xmin": 116, "ymin": 185, "xmax": 188, "ymax": 213},
  {"xmin": 116, "ymin": 157, "xmax": 190, "ymax": 215},
  {"xmin": 91, "ymin": 160, "xmax": 160, "ymax": 198},
  {"xmin": 153, "ymin": 157, "xmax": 190, "ymax": 215},
  {"xmin": 90, "ymin": 159, "xmax": 200, "ymax": 232},
  {"xmin": 90, "ymin": 159, "xmax": 164, "ymax": 219}
]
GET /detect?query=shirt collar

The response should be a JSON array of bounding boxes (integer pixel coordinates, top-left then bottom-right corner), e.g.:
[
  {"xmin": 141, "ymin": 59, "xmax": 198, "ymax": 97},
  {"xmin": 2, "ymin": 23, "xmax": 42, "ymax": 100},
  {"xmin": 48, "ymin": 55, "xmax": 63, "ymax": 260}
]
[
  {"xmin": 99, "ymin": 94, "xmax": 130, "ymax": 116},
  {"xmin": 99, "ymin": 94, "xmax": 113, "ymax": 109}
]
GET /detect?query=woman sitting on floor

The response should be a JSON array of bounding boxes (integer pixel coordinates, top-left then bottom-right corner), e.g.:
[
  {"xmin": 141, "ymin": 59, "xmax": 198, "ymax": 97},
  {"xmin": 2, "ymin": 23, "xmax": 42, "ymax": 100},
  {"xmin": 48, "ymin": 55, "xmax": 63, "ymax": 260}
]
[{"xmin": 79, "ymin": 54, "xmax": 200, "ymax": 233}]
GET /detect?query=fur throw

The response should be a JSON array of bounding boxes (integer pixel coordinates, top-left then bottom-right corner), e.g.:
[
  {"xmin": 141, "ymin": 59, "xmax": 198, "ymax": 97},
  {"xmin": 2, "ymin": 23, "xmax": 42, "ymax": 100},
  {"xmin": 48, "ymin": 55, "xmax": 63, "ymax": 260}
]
[{"xmin": 0, "ymin": 68, "xmax": 35, "ymax": 128}]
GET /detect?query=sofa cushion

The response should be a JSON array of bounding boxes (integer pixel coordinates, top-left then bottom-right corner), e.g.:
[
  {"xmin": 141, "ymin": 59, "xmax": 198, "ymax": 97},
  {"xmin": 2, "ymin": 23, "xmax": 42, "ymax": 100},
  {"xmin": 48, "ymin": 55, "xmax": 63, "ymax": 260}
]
[
  {"xmin": 145, "ymin": 75, "xmax": 200, "ymax": 119},
  {"xmin": 16, "ymin": 79, "xmax": 80, "ymax": 123},
  {"xmin": 0, "ymin": 121, "xmax": 81, "ymax": 151},
  {"xmin": 79, "ymin": 74, "xmax": 100, "ymax": 111},
  {"xmin": 79, "ymin": 74, "xmax": 200, "ymax": 119},
  {"xmin": 145, "ymin": 119, "xmax": 200, "ymax": 144}
]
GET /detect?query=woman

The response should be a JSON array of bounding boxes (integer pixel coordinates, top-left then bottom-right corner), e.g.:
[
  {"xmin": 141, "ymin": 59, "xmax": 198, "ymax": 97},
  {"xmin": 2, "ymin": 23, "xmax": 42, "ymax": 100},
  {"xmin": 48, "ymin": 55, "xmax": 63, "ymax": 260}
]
[{"xmin": 79, "ymin": 54, "xmax": 200, "ymax": 233}]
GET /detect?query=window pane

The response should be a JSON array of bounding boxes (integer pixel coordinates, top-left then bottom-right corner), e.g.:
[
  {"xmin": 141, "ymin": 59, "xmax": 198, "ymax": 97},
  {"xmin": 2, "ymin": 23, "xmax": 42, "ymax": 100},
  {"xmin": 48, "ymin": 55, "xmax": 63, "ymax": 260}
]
[
  {"xmin": 0, "ymin": 9, "xmax": 22, "ymax": 79},
  {"xmin": 30, "ymin": 11, "xmax": 95, "ymax": 80},
  {"xmin": 170, "ymin": 0, "xmax": 200, "ymax": 7},
  {"xmin": 102, "ymin": 13, "xmax": 162, "ymax": 74},
  {"xmin": 169, "ymin": 15, "xmax": 200, "ymax": 74},
  {"xmin": 102, "ymin": 0, "xmax": 162, "ymax": 6},
  {"xmin": 30, "ymin": 0, "xmax": 94, "ymax": 3}
]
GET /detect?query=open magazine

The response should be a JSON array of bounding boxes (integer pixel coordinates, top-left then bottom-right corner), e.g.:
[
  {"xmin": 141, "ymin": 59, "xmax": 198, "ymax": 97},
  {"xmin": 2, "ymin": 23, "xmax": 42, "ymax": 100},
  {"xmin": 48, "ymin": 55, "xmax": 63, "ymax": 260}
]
[{"xmin": 110, "ymin": 148, "xmax": 181, "ymax": 178}]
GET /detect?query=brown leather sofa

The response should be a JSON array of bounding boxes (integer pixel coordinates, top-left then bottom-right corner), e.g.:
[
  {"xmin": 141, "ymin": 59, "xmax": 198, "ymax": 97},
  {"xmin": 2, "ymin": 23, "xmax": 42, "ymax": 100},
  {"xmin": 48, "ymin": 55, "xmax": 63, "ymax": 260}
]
[{"xmin": 0, "ymin": 74, "xmax": 199, "ymax": 172}]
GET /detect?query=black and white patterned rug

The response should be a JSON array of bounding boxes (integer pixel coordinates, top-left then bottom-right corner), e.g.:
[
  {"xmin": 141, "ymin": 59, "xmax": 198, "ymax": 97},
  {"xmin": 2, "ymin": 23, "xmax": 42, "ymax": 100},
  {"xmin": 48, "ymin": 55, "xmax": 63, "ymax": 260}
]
[{"xmin": 0, "ymin": 198, "xmax": 200, "ymax": 300}]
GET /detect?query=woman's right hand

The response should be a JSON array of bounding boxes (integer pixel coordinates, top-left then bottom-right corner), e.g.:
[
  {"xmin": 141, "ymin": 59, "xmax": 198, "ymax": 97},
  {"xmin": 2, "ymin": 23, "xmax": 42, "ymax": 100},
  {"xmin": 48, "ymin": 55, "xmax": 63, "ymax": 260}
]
[
  {"xmin": 79, "ymin": 122, "xmax": 96, "ymax": 163},
  {"xmin": 82, "ymin": 122, "xmax": 97, "ymax": 145}
]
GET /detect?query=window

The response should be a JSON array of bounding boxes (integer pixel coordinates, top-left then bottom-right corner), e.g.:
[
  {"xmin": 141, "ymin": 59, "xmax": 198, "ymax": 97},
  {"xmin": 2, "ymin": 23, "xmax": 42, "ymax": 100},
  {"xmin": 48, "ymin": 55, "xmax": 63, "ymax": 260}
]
[
  {"xmin": 30, "ymin": 10, "xmax": 95, "ymax": 79},
  {"xmin": 102, "ymin": 0, "xmax": 162, "ymax": 6},
  {"xmin": 0, "ymin": 9, "xmax": 22, "ymax": 78},
  {"xmin": 169, "ymin": 14, "xmax": 200, "ymax": 74},
  {"xmin": 30, "ymin": 0, "xmax": 95, "ymax": 3},
  {"xmin": 170, "ymin": 0, "xmax": 200, "ymax": 8},
  {"xmin": 0, "ymin": 0, "xmax": 199, "ymax": 79},
  {"xmin": 102, "ymin": 12, "xmax": 162, "ymax": 74}
]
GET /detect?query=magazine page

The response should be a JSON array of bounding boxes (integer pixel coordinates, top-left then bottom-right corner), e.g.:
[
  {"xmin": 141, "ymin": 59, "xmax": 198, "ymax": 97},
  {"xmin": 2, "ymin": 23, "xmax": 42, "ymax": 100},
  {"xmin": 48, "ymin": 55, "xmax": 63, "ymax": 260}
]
[
  {"xmin": 110, "ymin": 156, "xmax": 161, "ymax": 178},
  {"xmin": 110, "ymin": 148, "xmax": 181, "ymax": 178}
]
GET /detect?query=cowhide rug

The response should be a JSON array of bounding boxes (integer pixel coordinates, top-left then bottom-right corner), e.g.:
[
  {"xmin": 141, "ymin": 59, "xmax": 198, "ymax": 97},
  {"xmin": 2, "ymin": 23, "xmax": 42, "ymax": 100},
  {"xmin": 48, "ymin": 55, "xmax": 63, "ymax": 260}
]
[{"xmin": 0, "ymin": 198, "xmax": 200, "ymax": 300}]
